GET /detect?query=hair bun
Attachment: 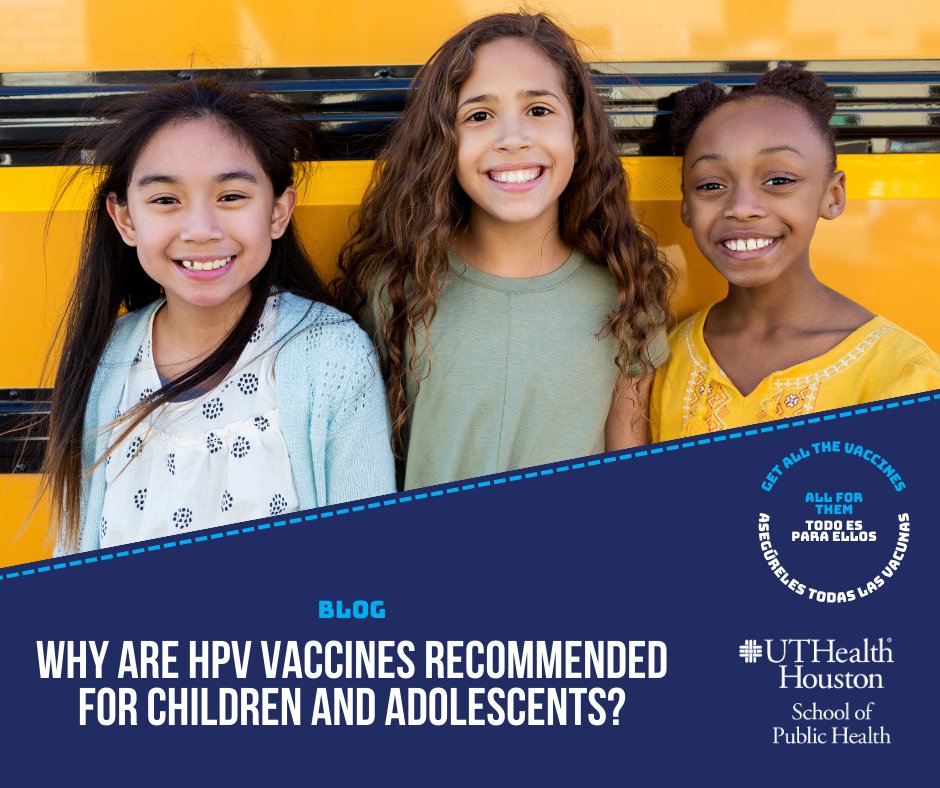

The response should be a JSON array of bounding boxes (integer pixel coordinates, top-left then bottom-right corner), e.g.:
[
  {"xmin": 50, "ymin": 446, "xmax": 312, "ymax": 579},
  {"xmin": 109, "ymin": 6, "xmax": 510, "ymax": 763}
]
[
  {"xmin": 670, "ymin": 81, "xmax": 726, "ymax": 155},
  {"xmin": 757, "ymin": 65, "xmax": 836, "ymax": 120}
]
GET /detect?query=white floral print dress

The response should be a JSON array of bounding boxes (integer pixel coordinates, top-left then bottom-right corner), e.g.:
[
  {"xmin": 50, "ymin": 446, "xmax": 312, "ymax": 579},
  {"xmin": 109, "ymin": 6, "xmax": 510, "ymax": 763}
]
[{"xmin": 99, "ymin": 294, "xmax": 299, "ymax": 547}]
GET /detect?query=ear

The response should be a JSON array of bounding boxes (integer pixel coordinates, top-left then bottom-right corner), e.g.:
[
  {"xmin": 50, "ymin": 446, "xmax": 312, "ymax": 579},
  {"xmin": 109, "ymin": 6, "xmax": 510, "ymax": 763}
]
[
  {"xmin": 820, "ymin": 170, "xmax": 846, "ymax": 220},
  {"xmin": 106, "ymin": 194, "xmax": 137, "ymax": 246},
  {"xmin": 680, "ymin": 198, "xmax": 691, "ymax": 228},
  {"xmin": 270, "ymin": 186, "xmax": 297, "ymax": 239}
]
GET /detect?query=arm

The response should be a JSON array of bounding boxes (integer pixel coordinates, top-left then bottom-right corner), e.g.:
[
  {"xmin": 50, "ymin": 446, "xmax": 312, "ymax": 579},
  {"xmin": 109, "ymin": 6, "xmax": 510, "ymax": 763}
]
[
  {"xmin": 604, "ymin": 373, "xmax": 653, "ymax": 451},
  {"xmin": 322, "ymin": 333, "xmax": 397, "ymax": 504}
]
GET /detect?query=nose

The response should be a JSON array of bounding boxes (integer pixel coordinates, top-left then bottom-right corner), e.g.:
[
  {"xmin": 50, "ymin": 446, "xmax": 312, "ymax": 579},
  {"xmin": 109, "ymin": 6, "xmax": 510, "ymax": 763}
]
[
  {"xmin": 724, "ymin": 182, "xmax": 767, "ymax": 221},
  {"xmin": 179, "ymin": 200, "xmax": 224, "ymax": 243},
  {"xmin": 494, "ymin": 115, "xmax": 532, "ymax": 153}
]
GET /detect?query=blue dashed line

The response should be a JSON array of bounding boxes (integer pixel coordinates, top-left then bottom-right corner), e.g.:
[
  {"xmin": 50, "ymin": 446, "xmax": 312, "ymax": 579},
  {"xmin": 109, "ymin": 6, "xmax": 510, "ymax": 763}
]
[{"xmin": 5, "ymin": 393, "xmax": 935, "ymax": 584}]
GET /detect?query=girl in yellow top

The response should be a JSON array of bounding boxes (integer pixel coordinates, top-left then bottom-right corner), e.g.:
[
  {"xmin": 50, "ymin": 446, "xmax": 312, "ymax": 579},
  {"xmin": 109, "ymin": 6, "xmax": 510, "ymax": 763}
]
[{"xmin": 651, "ymin": 66, "xmax": 940, "ymax": 442}]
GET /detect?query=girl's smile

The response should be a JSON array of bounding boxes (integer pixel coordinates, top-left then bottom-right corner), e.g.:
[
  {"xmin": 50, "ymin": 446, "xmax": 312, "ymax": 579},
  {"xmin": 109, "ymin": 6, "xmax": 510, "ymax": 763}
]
[
  {"xmin": 486, "ymin": 164, "xmax": 546, "ymax": 190},
  {"xmin": 108, "ymin": 117, "xmax": 295, "ymax": 317},
  {"xmin": 455, "ymin": 36, "xmax": 576, "ymax": 235}
]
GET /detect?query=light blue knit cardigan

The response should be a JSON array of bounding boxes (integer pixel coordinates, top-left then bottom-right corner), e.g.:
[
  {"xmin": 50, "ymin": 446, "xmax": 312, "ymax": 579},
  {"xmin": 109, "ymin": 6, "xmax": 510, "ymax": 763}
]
[{"xmin": 69, "ymin": 292, "xmax": 395, "ymax": 554}]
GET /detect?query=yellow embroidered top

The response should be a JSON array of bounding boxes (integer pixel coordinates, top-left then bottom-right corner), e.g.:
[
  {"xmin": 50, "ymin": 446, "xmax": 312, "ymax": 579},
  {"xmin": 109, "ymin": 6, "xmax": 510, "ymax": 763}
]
[{"xmin": 651, "ymin": 308, "xmax": 940, "ymax": 442}]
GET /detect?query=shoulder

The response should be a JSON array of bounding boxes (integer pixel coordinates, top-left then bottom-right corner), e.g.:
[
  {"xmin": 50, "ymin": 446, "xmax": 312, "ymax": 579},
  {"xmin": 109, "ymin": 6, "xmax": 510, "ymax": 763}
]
[
  {"xmin": 569, "ymin": 251, "xmax": 617, "ymax": 294},
  {"xmin": 868, "ymin": 317, "xmax": 940, "ymax": 376},
  {"xmin": 868, "ymin": 317, "xmax": 936, "ymax": 355},
  {"xmin": 274, "ymin": 293, "xmax": 378, "ymax": 376},
  {"xmin": 277, "ymin": 293, "xmax": 369, "ymax": 344},
  {"xmin": 657, "ymin": 308, "xmax": 709, "ymax": 372},
  {"xmin": 94, "ymin": 300, "xmax": 162, "ymax": 381},
  {"xmin": 668, "ymin": 309, "xmax": 705, "ymax": 344}
]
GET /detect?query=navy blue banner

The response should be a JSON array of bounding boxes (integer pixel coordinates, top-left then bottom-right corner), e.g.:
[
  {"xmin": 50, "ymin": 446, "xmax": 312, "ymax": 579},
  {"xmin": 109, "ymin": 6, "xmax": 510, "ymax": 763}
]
[{"xmin": 1, "ymin": 393, "xmax": 936, "ymax": 785}]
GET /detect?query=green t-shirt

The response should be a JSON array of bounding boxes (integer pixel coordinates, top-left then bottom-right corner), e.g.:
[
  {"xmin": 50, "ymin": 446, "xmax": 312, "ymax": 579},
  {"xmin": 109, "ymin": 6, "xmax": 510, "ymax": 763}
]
[{"xmin": 369, "ymin": 248, "xmax": 668, "ymax": 490}]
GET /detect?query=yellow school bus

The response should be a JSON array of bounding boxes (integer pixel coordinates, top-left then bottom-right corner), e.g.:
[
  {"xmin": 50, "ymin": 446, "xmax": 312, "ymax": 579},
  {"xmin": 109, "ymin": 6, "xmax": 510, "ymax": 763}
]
[{"xmin": 2, "ymin": 0, "xmax": 939, "ymax": 565}]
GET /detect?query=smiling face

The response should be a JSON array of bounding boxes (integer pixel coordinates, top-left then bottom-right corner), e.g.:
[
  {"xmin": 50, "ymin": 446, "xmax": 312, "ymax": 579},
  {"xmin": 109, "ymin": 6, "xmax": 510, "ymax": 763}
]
[
  {"xmin": 455, "ymin": 36, "xmax": 577, "ymax": 237},
  {"xmin": 680, "ymin": 96, "xmax": 846, "ymax": 290},
  {"xmin": 107, "ymin": 117, "xmax": 295, "ymax": 317}
]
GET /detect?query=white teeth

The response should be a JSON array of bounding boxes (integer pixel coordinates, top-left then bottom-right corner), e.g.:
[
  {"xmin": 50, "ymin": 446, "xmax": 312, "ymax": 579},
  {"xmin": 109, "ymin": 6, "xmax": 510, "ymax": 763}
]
[
  {"xmin": 723, "ymin": 238, "xmax": 774, "ymax": 252},
  {"xmin": 490, "ymin": 168, "xmax": 542, "ymax": 184},
  {"xmin": 180, "ymin": 257, "xmax": 232, "ymax": 270}
]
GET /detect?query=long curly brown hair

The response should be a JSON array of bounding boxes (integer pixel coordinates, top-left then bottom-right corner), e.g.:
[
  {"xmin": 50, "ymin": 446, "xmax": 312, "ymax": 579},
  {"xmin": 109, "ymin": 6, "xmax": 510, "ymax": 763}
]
[{"xmin": 335, "ymin": 12, "xmax": 673, "ymax": 455}]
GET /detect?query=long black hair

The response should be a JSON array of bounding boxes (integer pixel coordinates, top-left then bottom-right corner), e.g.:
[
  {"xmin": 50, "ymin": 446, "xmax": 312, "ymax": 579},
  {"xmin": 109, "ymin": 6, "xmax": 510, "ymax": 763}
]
[{"xmin": 45, "ymin": 77, "xmax": 331, "ymax": 551}]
